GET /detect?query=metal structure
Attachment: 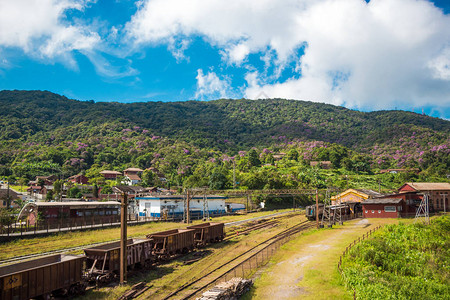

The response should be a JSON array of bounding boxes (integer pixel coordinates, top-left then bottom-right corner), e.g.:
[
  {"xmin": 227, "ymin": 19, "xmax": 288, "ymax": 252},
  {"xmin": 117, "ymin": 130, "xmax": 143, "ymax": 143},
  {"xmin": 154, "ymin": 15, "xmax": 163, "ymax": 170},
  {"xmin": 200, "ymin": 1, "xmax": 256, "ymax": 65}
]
[
  {"xmin": 320, "ymin": 187, "xmax": 341, "ymax": 227},
  {"xmin": 202, "ymin": 192, "xmax": 210, "ymax": 221},
  {"xmin": 415, "ymin": 193, "xmax": 430, "ymax": 224}
]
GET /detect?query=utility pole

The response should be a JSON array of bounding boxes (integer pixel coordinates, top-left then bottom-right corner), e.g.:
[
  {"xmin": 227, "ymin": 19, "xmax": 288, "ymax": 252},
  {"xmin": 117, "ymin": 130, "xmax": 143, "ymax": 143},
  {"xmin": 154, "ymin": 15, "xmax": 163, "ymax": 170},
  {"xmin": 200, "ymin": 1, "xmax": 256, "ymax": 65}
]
[
  {"xmin": 6, "ymin": 180, "xmax": 10, "ymax": 209},
  {"xmin": 120, "ymin": 190, "xmax": 128, "ymax": 284},
  {"xmin": 315, "ymin": 189, "xmax": 319, "ymax": 228},
  {"xmin": 247, "ymin": 193, "xmax": 251, "ymax": 212},
  {"xmin": 186, "ymin": 189, "xmax": 191, "ymax": 224},
  {"xmin": 233, "ymin": 160, "xmax": 236, "ymax": 190}
]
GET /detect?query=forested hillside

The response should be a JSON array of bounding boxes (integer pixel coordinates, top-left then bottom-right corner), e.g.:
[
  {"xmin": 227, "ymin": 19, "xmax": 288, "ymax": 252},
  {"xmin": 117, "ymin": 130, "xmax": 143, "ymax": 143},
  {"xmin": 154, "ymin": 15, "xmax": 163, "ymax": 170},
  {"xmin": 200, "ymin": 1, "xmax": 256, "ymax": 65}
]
[{"xmin": 0, "ymin": 90, "xmax": 448, "ymax": 193}]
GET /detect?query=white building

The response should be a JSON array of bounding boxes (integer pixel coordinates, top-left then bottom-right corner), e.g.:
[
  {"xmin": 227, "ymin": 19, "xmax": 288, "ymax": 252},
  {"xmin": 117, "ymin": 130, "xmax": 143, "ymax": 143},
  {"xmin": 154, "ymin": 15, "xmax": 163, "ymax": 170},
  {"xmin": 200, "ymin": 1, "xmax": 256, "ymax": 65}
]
[{"xmin": 136, "ymin": 195, "xmax": 227, "ymax": 218}]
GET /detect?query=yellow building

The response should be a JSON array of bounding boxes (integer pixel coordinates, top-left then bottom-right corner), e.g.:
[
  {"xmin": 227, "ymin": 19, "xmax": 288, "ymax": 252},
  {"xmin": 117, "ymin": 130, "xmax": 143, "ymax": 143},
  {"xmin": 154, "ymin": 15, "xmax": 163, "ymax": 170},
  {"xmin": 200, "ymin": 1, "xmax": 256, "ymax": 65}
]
[{"xmin": 331, "ymin": 189, "xmax": 383, "ymax": 205}]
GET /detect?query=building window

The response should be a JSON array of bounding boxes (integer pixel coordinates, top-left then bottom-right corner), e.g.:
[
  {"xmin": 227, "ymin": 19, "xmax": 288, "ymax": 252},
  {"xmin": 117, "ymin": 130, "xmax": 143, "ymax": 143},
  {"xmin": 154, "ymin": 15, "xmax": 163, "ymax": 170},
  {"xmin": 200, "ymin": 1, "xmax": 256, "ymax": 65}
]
[
  {"xmin": 385, "ymin": 206, "xmax": 396, "ymax": 212},
  {"xmin": 397, "ymin": 206, "xmax": 402, "ymax": 211},
  {"xmin": 378, "ymin": 210, "xmax": 381, "ymax": 213},
  {"xmin": 365, "ymin": 210, "xmax": 368, "ymax": 213},
  {"xmin": 371, "ymin": 210, "xmax": 374, "ymax": 213}
]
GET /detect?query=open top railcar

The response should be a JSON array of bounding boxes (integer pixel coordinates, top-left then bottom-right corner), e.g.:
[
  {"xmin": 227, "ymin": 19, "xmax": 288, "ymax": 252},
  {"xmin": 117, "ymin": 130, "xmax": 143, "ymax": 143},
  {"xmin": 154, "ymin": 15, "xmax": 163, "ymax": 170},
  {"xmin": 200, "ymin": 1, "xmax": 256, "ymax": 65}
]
[
  {"xmin": 0, "ymin": 254, "xmax": 85, "ymax": 300},
  {"xmin": 146, "ymin": 229, "xmax": 195, "ymax": 258},
  {"xmin": 84, "ymin": 238, "xmax": 154, "ymax": 283},
  {"xmin": 187, "ymin": 222, "xmax": 225, "ymax": 246}
]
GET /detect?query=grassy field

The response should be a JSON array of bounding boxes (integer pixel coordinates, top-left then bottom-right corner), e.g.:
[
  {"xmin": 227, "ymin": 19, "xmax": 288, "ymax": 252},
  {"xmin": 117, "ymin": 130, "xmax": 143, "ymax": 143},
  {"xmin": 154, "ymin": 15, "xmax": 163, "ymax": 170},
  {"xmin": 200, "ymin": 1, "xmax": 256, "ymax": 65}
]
[
  {"xmin": 0, "ymin": 209, "xmax": 294, "ymax": 260},
  {"xmin": 243, "ymin": 217, "xmax": 416, "ymax": 299}
]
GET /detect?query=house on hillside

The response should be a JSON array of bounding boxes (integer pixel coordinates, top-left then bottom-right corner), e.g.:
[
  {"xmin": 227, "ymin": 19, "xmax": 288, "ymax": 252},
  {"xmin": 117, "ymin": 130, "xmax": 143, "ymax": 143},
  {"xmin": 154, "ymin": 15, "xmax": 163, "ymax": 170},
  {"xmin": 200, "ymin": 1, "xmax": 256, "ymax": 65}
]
[
  {"xmin": 379, "ymin": 168, "xmax": 420, "ymax": 174},
  {"xmin": 398, "ymin": 182, "xmax": 450, "ymax": 212},
  {"xmin": 0, "ymin": 189, "xmax": 20, "ymax": 208},
  {"xmin": 68, "ymin": 174, "xmax": 89, "ymax": 185},
  {"xmin": 273, "ymin": 153, "xmax": 286, "ymax": 161},
  {"xmin": 331, "ymin": 189, "xmax": 383, "ymax": 205},
  {"xmin": 310, "ymin": 161, "xmax": 332, "ymax": 169},
  {"xmin": 27, "ymin": 185, "xmax": 54, "ymax": 200},
  {"xmin": 99, "ymin": 170, "xmax": 122, "ymax": 180},
  {"xmin": 29, "ymin": 175, "xmax": 58, "ymax": 186},
  {"xmin": 146, "ymin": 167, "xmax": 167, "ymax": 182},
  {"xmin": 123, "ymin": 168, "xmax": 144, "ymax": 185}
]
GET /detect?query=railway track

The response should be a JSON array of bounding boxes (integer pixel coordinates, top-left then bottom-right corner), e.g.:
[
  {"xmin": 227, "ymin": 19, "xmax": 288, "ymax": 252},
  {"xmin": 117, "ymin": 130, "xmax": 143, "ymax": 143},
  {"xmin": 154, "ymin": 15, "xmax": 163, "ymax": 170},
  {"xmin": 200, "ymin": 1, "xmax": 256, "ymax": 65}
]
[
  {"xmin": 143, "ymin": 220, "xmax": 313, "ymax": 300},
  {"xmin": 0, "ymin": 211, "xmax": 299, "ymax": 266}
]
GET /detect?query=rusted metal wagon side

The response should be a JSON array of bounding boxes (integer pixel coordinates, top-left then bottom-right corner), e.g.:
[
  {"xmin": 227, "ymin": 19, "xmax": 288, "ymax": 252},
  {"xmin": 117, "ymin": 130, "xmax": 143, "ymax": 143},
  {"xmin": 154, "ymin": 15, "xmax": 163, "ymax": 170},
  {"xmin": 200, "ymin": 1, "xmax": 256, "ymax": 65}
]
[
  {"xmin": 84, "ymin": 238, "xmax": 153, "ymax": 283},
  {"xmin": 0, "ymin": 254, "xmax": 85, "ymax": 300},
  {"xmin": 187, "ymin": 222, "xmax": 225, "ymax": 246},
  {"xmin": 146, "ymin": 229, "xmax": 195, "ymax": 258}
]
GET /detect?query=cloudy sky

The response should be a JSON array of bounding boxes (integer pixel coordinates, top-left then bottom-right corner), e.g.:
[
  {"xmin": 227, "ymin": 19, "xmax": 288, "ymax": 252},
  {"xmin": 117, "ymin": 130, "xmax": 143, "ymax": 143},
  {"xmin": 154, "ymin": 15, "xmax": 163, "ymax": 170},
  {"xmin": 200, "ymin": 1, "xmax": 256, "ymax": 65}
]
[{"xmin": 0, "ymin": 0, "xmax": 449, "ymax": 118}]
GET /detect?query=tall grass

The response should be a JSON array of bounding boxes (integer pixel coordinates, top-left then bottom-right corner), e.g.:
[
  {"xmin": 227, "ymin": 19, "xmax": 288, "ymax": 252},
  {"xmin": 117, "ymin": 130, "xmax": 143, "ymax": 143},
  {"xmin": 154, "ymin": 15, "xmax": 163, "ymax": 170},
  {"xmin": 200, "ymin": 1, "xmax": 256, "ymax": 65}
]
[{"xmin": 342, "ymin": 216, "xmax": 450, "ymax": 299}]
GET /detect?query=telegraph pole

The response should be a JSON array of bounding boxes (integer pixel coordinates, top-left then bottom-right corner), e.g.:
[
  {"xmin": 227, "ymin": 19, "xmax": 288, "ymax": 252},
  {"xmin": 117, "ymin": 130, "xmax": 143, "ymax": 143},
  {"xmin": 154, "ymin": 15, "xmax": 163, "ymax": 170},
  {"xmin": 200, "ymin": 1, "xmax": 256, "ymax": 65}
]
[
  {"xmin": 233, "ymin": 160, "xmax": 236, "ymax": 190},
  {"xmin": 120, "ymin": 191, "xmax": 128, "ymax": 284},
  {"xmin": 315, "ymin": 189, "xmax": 319, "ymax": 228},
  {"xmin": 186, "ymin": 189, "xmax": 191, "ymax": 224}
]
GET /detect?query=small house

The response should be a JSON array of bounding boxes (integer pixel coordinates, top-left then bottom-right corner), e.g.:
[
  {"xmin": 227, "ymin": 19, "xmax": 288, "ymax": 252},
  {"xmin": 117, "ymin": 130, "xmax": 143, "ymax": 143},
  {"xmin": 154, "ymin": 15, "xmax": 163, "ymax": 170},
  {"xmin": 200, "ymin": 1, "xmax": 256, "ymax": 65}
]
[
  {"xmin": 99, "ymin": 170, "xmax": 122, "ymax": 180},
  {"xmin": 68, "ymin": 174, "xmax": 89, "ymax": 185}
]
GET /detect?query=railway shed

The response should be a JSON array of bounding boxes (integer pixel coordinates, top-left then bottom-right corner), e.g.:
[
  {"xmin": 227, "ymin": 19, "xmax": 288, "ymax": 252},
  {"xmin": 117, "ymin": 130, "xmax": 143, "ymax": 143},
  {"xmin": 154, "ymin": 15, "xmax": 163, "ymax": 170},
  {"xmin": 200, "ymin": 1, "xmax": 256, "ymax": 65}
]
[
  {"xmin": 18, "ymin": 201, "xmax": 121, "ymax": 226},
  {"xmin": 136, "ymin": 195, "xmax": 226, "ymax": 219},
  {"xmin": 362, "ymin": 198, "xmax": 405, "ymax": 218}
]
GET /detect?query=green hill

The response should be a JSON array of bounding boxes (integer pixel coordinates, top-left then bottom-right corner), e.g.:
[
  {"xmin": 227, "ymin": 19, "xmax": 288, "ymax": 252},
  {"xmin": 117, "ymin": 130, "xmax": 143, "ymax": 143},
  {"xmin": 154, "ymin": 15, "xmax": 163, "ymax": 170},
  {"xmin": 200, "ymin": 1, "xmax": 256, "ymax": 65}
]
[{"xmin": 0, "ymin": 90, "xmax": 448, "ymax": 189}]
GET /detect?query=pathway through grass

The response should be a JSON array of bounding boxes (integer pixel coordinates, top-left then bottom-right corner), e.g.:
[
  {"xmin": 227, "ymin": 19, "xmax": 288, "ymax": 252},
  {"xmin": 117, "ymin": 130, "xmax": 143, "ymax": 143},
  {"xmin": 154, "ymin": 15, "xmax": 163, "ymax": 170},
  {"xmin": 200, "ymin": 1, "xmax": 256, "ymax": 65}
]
[{"xmin": 245, "ymin": 218, "xmax": 412, "ymax": 299}]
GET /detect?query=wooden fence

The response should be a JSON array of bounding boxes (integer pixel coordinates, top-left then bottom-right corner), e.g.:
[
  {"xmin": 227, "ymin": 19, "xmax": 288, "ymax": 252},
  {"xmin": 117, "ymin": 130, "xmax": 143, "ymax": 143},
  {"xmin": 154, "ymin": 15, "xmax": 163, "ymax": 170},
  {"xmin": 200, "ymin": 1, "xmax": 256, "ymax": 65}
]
[{"xmin": 337, "ymin": 225, "xmax": 383, "ymax": 299}]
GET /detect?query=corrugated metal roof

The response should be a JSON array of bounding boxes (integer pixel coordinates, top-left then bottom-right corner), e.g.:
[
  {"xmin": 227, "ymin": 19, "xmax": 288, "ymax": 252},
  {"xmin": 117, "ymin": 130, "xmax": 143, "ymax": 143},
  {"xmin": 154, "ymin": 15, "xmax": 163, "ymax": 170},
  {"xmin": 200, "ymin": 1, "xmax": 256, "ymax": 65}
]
[
  {"xmin": 355, "ymin": 189, "xmax": 383, "ymax": 197},
  {"xmin": 124, "ymin": 168, "xmax": 144, "ymax": 172},
  {"xmin": 125, "ymin": 174, "xmax": 141, "ymax": 181},
  {"xmin": 34, "ymin": 201, "xmax": 120, "ymax": 206},
  {"xmin": 404, "ymin": 182, "xmax": 450, "ymax": 191},
  {"xmin": 362, "ymin": 198, "xmax": 402, "ymax": 204},
  {"xmin": 100, "ymin": 170, "xmax": 122, "ymax": 175}
]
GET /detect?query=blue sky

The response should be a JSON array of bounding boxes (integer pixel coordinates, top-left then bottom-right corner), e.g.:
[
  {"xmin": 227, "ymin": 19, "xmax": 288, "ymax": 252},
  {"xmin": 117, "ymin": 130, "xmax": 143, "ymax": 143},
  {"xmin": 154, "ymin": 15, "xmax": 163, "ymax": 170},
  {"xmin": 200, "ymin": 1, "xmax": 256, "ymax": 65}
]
[{"xmin": 0, "ymin": 0, "xmax": 449, "ymax": 119}]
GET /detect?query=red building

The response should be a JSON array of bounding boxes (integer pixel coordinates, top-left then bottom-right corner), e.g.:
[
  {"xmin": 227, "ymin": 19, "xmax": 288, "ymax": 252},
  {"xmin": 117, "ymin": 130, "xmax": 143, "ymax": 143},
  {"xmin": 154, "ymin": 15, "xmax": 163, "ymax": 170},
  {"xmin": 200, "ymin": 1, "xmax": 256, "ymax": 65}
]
[
  {"xmin": 362, "ymin": 191, "xmax": 422, "ymax": 218},
  {"xmin": 362, "ymin": 198, "xmax": 404, "ymax": 218},
  {"xmin": 67, "ymin": 174, "xmax": 89, "ymax": 185},
  {"xmin": 398, "ymin": 182, "xmax": 450, "ymax": 212},
  {"xmin": 99, "ymin": 170, "xmax": 122, "ymax": 180}
]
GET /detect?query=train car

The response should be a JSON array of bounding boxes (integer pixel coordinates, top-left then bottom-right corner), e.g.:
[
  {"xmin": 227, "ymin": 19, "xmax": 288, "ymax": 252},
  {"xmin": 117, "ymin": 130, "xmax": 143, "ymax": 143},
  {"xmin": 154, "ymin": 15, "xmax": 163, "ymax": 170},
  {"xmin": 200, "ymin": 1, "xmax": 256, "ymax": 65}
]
[
  {"xmin": 0, "ymin": 254, "xmax": 85, "ymax": 300},
  {"xmin": 305, "ymin": 203, "xmax": 324, "ymax": 220},
  {"xmin": 187, "ymin": 222, "xmax": 225, "ymax": 246},
  {"xmin": 84, "ymin": 238, "xmax": 153, "ymax": 283},
  {"xmin": 146, "ymin": 229, "xmax": 195, "ymax": 258}
]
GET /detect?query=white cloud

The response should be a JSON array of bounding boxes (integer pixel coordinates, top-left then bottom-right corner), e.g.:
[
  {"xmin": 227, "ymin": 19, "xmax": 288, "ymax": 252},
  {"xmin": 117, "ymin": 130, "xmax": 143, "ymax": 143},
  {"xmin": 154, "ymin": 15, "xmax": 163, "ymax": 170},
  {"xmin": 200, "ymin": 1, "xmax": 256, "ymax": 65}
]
[
  {"xmin": 126, "ymin": 0, "xmax": 450, "ymax": 111},
  {"xmin": 195, "ymin": 69, "xmax": 232, "ymax": 100},
  {"xmin": 0, "ymin": 0, "xmax": 99, "ymax": 65}
]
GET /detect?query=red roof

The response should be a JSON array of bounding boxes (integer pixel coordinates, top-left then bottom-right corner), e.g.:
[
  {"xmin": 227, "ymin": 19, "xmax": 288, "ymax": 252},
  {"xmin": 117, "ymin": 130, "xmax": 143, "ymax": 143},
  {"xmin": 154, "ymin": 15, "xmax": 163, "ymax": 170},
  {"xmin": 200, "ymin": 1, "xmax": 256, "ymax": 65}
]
[{"xmin": 126, "ymin": 174, "xmax": 141, "ymax": 181}]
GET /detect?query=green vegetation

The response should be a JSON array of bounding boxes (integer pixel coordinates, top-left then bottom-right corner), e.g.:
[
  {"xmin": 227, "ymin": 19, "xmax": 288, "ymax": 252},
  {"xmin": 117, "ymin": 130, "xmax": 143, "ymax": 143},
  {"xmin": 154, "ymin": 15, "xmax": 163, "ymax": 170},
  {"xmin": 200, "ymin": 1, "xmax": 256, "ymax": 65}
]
[
  {"xmin": 342, "ymin": 216, "xmax": 450, "ymax": 299},
  {"xmin": 0, "ymin": 90, "xmax": 448, "ymax": 208}
]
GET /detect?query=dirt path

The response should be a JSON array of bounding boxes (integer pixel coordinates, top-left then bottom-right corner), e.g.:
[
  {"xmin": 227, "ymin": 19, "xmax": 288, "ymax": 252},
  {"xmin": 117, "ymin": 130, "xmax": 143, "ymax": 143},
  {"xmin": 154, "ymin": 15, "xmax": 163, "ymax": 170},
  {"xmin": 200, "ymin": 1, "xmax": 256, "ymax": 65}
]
[{"xmin": 247, "ymin": 218, "xmax": 398, "ymax": 299}]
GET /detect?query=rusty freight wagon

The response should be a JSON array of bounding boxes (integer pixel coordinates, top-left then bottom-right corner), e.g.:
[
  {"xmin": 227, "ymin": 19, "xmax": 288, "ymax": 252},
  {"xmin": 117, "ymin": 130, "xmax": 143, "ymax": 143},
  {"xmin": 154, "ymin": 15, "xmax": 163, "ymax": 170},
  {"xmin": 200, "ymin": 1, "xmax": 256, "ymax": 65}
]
[
  {"xmin": 84, "ymin": 238, "xmax": 153, "ymax": 283},
  {"xmin": 0, "ymin": 254, "xmax": 85, "ymax": 300},
  {"xmin": 187, "ymin": 222, "xmax": 225, "ymax": 246},
  {"xmin": 146, "ymin": 229, "xmax": 195, "ymax": 258}
]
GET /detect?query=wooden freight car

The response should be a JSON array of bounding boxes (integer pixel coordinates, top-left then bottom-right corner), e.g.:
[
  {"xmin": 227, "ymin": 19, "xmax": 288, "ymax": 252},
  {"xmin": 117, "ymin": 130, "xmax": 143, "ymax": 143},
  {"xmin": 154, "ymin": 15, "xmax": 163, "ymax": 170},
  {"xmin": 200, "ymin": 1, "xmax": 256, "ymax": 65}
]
[
  {"xmin": 187, "ymin": 222, "xmax": 225, "ymax": 246},
  {"xmin": 146, "ymin": 229, "xmax": 195, "ymax": 258},
  {"xmin": 0, "ymin": 254, "xmax": 85, "ymax": 300},
  {"xmin": 84, "ymin": 238, "xmax": 153, "ymax": 283}
]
